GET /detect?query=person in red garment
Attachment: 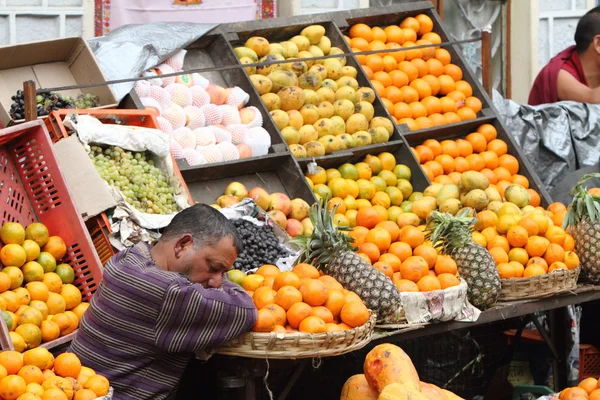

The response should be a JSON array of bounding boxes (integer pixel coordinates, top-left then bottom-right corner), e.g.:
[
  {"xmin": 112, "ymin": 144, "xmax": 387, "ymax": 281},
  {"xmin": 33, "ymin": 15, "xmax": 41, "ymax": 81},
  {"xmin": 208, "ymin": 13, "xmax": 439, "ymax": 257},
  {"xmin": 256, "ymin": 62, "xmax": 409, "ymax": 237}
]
[{"xmin": 529, "ymin": 6, "xmax": 600, "ymax": 105}]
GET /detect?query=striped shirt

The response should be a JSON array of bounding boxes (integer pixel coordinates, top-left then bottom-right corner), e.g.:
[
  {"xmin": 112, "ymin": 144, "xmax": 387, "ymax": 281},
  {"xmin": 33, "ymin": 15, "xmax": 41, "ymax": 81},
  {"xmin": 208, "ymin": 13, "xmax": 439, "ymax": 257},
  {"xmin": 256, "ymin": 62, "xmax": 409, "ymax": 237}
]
[{"xmin": 69, "ymin": 242, "xmax": 256, "ymax": 400}]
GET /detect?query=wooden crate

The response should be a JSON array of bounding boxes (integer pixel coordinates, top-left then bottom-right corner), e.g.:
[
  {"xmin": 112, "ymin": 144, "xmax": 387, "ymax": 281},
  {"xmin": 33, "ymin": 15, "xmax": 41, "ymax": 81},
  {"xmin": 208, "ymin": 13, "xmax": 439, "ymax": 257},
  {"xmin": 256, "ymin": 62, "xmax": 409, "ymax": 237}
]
[
  {"xmin": 402, "ymin": 117, "xmax": 553, "ymax": 206},
  {"xmin": 227, "ymin": 20, "xmax": 404, "ymax": 165},
  {"xmin": 180, "ymin": 153, "xmax": 316, "ymax": 206}
]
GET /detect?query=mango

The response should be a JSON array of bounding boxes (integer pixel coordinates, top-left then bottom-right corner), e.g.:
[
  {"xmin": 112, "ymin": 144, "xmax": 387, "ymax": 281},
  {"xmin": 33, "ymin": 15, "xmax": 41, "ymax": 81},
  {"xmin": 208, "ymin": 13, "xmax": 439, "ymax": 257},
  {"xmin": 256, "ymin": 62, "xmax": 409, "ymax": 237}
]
[
  {"xmin": 268, "ymin": 69, "xmax": 298, "ymax": 93},
  {"xmin": 300, "ymin": 25, "xmax": 326, "ymax": 45},
  {"xmin": 289, "ymin": 144, "xmax": 307, "ymax": 158},
  {"xmin": 245, "ymin": 37, "xmax": 270, "ymax": 57},
  {"xmin": 234, "ymin": 46, "xmax": 258, "ymax": 62},
  {"xmin": 278, "ymin": 86, "xmax": 305, "ymax": 111}
]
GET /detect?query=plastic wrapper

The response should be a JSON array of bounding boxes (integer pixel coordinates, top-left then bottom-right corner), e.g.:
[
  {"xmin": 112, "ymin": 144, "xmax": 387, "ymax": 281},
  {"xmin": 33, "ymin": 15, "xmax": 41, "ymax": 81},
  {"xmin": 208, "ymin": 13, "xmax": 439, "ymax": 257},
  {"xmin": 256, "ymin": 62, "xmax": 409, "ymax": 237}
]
[
  {"xmin": 219, "ymin": 198, "xmax": 301, "ymax": 272},
  {"xmin": 378, "ymin": 279, "xmax": 481, "ymax": 326},
  {"xmin": 63, "ymin": 114, "xmax": 190, "ymax": 235},
  {"xmin": 89, "ymin": 22, "xmax": 218, "ymax": 100},
  {"xmin": 493, "ymin": 90, "xmax": 600, "ymax": 191}
]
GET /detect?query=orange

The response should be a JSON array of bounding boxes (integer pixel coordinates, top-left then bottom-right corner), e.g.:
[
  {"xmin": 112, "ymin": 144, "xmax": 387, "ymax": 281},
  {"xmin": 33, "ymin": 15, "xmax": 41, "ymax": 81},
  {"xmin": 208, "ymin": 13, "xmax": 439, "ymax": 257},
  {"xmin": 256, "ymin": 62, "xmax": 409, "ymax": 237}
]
[
  {"xmin": 526, "ymin": 236, "xmax": 550, "ymax": 258},
  {"xmin": 399, "ymin": 256, "xmax": 428, "ymax": 282},
  {"xmin": 493, "ymin": 167, "xmax": 512, "ymax": 183},
  {"xmin": 443, "ymin": 64, "xmax": 463, "ymax": 81},
  {"xmin": 292, "ymin": 263, "xmax": 320, "ymax": 279},
  {"xmin": 523, "ymin": 264, "xmax": 546, "ymax": 277},
  {"xmin": 489, "ymin": 247, "xmax": 509, "ymax": 265},
  {"xmin": 415, "ymin": 14, "xmax": 433, "ymax": 35},
  {"xmin": 263, "ymin": 304, "xmax": 287, "ymax": 327},
  {"xmin": 421, "ymin": 96, "xmax": 441, "ymax": 115},
  {"xmin": 465, "ymin": 132, "xmax": 487, "ymax": 153},
  {"xmin": 388, "ymin": 242, "xmax": 413, "ymax": 262},
  {"xmin": 74, "ymin": 389, "xmax": 98, "ymax": 400},
  {"xmin": 348, "ymin": 226, "xmax": 369, "ymax": 246},
  {"xmin": 402, "ymin": 41, "xmax": 422, "ymax": 60},
  {"xmin": 497, "ymin": 154, "xmax": 519, "ymax": 175},
  {"xmin": 310, "ymin": 306, "xmax": 334, "ymax": 324},
  {"xmin": 422, "ymin": 74, "xmax": 441, "ymax": 96},
  {"xmin": 511, "ymin": 174, "xmax": 529, "ymax": 189},
  {"xmin": 446, "ymin": 90, "xmax": 466, "ymax": 103},
  {"xmin": 0, "ymin": 375, "xmax": 26, "ymax": 400},
  {"xmin": 552, "ymin": 209, "xmax": 568, "ymax": 227},
  {"xmin": 286, "ymin": 302, "xmax": 312, "ymax": 329},
  {"xmin": 389, "ymin": 70, "xmax": 409, "ymax": 87},
  {"xmin": 385, "ymin": 43, "xmax": 406, "ymax": 63},
  {"xmin": 589, "ymin": 389, "xmax": 600, "ymax": 400},
  {"xmin": 398, "ymin": 61, "xmax": 419, "ymax": 81},
  {"xmin": 417, "ymin": 275, "xmax": 441, "ymax": 292},
  {"xmin": 392, "ymin": 102, "xmax": 411, "ymax": 120},
  {"xmin": 438, "ymin": 75, "xmax": 456, "ymax": 95},
  {"xmin": 547, "ymin": 202, "xmax": 567, "ymax": 214},
  {"xmin": 579, "ymin": 378, "xmax": 598, "ymax": 394},
  {"xmin": 18, "ymin": 366, "xmax": 43, "ymax": 385},
  {"xmin": 454, "ymin": 80, "xmax": 473, "ymax": 97},
  {"xmin": 434, "ymin": 154, "xmax": 455, "ymax": 174},
  {"xmin": 507, "ymin": 225, "xmax": 529, "ymax": 248},
  {"xmin": 378, "ymin": 253, "xmax": 402, "ymax": 273},
  {"xmin": 394, "ymin": 279, "xmax": 418, "ymax": 292},
  {"xmin": 465, "ymin": 154, "xmax": 485, "ymax": 171},
  {"xmin": 477, "ymin": 124, "xmax": 498, "ymax": 142},
  {"xmin": 487, "ymin": 235, "xmax": 510, "ymax": 253},
  {"xmin": 376, "ymin": 221, "xmax": 401, "ymax": 242},
  {"xmin": 0, "ymin": 222, "xmax": 25, "ymax": 245},
  {"xmin": 349, "ymin": 23, "xmax": 373, "ymax": 41},
  {"xmin": 422, "ymin": 31, "xmax": 441, "ymax": 45},
  {"xmin": 564, "ymin": 251, "xmax": 580, "ymax": 270},
  {"xmin": 457, "ymin": 107, "xmax": 477, "ymax": 121},
  {"xmin": 273, "ymin": 272, "xmax": 301, "ymax": 291},
  {"xmin": 83, "ymin": 375, "xmax": 109, "ymax": 397},
  {"xmin": 434, "ymin": 255, "xmax": 458, "ymax": 275},
  {"xmin": 439, "ymin": 97, "xmax": 457, "ymax": 114},
  {"xmin": 373, "ymin": 71, "xmax": 392, "ymax": 87},
  {"xmin": 526, "ymin": 257, "xmax": 549, "ymax": 273},
  {"xmin": 399, "ymin": 86, "xmax": 419, "ymax": 104},
  {"xmin": 252, "ymin": 287, "xmax": 276, "ymax": 309},
  {"xmin": 369, "ymin": 39, "xmax": 386, "ymax": 53},
  {"xmin": 299, "ymin": 315, "xmax": 327, "ymax": 333},
  {"xmin": 549, "ymin": 261, "xmax": 568, "ymax": 272},
  {"xmin": 545, "ymin": 226, "xmax": 567, "ymax": 246},
  {"xmin": 509, "ymin": 248, "xmax": 529, "ymax": 266},
  {"xmin": 274, "ymin": 285, "xmax": 302, "ymax": 311},
  {"xmin": 544, "ymin": 243, "xmax": 565, "ymax": 266},
  {"xmin": 318, "ymin": 276, "xmax": 343, "ymax": 291},
  {"xmin": 256, "ymin": 265, "xmax": 280, "ymax": 278},
  {"xmin": 564, "ymin": 234, "xmax": 575, "ymax": 251},
  {"xmin": 0, "ymin": 351, "xmax": 23, "ymax": 375},
  {"xmin": 410, "ymin": 58, "xmax": 429, "ymax": 78},
  {"xmin": 465, "ymin": 97, "xmax": 483, "ymax": 113},
  {"xmin": 487, "ymin": 139, "xmax": 508, "ymax": 156},
  {"xmin": 252, "ymin": 308, "xmax": 276, "ymax": 332},
  {"xmin": 41, "ymin": 320, "xmax": 60, "ymax": 343},
  {"xmin": 481, "ymin": 169, "xmax": 497, "ymax": 185},
  {"xmin": 425, "ymin": 58, "xmax": 444, "ymax": 77},
  {"xmin": 435, "ymin": 48, "xmax": 451, "ymax": 65},
  {"xmin": 324, "ymin": 290, "xmax": 346, "ymax": 319},
  {"xmin": 340, "ymin": 301, "xmax": 369, "ymax": 328},
  {"xmin": 384, "ymin": 25, "xmax": 404, "ymax": 44},
  {"xmin": 0, "ymin": 365, "xmax": 8, "ymax": 382},
  {"xmin": 1, "ymin": 244, "xmax": 27, "ymax": 268},
  {"xmin": 299, "ymin": 279, "xmax": 328, "ymax": 306},
  {"xmin": 59, "ymin": 284, "xmax": 81, "ymax": 310},
  {"xmin": 357, "ymin": 243, "xmax": 380, "ymax": 264},
  {"xmin": 415, "ymin": 117, "xmax": 434, "ymax": 130},
  {"xmin": 365, "ymin": 55, "xmax": 384, "ymax": 73},
  {"xmin": 561, "ymin": 387, "xmax": 589, "ymax": 400},
  {"xmin": 453, "ymin": 139, "xmax": 473, "ymax": 158},
  {"xmin": 438, "ymin": 140, "xmax": 458, "ymax": 158},
  {"xmin": 413, "ymin": 244, "xmax": 438, "ymax": 268},
  {"xmin": 399, "ymin": 225, "xmax": 425, "ymax": 249},
  {"xmin": 423, "ymin": 139, "xmax": 442, "ymax": 157},
  {"xmin": 42, "ymin": 236, "xmax": 66, "ymax": 261},
  {"xmin": 497, "ymin": 262, "xmax": 515, "ymax": 279},
  {"xmin": 408, "ymin": 102, "xmax": 427, "ymax": 119},
  {"xmin": 356, "ymin": 207, "xmax": 383, "ymax": 229},
  {"xmin": 438, "ymin": 273, "xmax": 460, "ymax": 289}
]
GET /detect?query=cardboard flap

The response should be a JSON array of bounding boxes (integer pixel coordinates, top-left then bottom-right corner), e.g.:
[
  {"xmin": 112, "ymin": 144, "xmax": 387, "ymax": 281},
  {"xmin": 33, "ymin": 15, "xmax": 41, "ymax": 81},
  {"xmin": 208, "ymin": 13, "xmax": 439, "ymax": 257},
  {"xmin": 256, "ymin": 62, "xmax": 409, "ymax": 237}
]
[
  {"xmin": 53, "ymin": 136, "xmax": 117, "ymax": 221},
  {"xmin": 34, "ymin": 62, "xmax": 82, "ymax": 99}
]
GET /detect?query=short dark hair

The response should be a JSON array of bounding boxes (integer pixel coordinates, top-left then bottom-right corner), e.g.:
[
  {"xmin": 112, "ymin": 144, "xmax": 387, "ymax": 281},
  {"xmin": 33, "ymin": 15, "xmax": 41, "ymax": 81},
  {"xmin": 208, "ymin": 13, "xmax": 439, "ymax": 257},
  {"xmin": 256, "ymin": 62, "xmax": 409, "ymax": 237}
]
[
  {"xmin": 575, "ymin": 6, "xmax": 600, "ymax": 53},
  {"xmin": 161, "ymin": 204, "xmax": 242, "ymax": 253}
]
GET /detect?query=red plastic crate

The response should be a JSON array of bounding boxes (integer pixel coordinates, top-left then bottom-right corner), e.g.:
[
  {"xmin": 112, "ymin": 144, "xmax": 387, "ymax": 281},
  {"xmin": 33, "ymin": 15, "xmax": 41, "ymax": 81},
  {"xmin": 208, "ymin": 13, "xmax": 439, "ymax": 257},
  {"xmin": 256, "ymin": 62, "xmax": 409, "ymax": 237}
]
[
  {"xmin": 580, "ymin": 345, "xmax": 600, "ymax": 381},
  {"xmin": 44, "ymin": 109, "xmax": 194, "ymax": 266},
  {"xmin": 0, "ymin": 120, "xmax": 104, "ymax": 350}
]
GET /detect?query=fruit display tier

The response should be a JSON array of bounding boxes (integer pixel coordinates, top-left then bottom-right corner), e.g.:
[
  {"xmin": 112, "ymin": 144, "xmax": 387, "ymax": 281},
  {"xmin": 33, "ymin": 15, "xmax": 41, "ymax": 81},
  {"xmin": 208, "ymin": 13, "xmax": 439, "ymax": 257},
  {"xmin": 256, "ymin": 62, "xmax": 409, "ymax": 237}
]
[
  {"xmin": 44, "ymin": 109, "xmax": 195, "ymax": 267},
  {"xmin": 403, "ymin": 117, "xmax": 553, "ymax": 206},
  {"xmin": 177, "ymin": 33, "xmax": 288, "ymax": 165},
  {"xmin": 179, "ymin": 153, "xmax": 316, "ymax": 207}
]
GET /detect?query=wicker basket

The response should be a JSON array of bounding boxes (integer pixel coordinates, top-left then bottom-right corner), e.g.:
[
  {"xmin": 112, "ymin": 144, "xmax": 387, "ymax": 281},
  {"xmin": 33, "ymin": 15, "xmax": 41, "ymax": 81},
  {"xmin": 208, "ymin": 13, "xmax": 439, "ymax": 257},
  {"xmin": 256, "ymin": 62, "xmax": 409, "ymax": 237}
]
[
  {"xmin": 498, "ymin": 268, "xmax": 580, "ymax": 301},
  {"xmin": 216, "ymin": 313, "xmax": 376, "ymax": 359}
]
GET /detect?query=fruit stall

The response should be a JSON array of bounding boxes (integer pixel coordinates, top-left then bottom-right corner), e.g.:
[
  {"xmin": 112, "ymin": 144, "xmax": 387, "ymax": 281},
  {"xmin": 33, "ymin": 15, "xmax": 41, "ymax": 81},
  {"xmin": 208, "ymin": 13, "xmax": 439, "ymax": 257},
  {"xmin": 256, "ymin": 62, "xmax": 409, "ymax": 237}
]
[{"xmin": 0, "ymin": 1, "xmax": 599, "ymax": 400}]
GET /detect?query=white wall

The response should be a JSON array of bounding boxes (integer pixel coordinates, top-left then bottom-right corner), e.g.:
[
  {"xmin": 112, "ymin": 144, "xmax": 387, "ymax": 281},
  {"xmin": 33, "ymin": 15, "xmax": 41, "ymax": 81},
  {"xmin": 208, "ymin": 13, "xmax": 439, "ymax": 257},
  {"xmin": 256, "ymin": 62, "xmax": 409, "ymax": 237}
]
[
  {"xmin": 0, "ymin": 0, "xmax": 94, "ymax": 46},
  {"xmin": 278, "ymin": 0, "xmax": 368, "ymax": 17}
]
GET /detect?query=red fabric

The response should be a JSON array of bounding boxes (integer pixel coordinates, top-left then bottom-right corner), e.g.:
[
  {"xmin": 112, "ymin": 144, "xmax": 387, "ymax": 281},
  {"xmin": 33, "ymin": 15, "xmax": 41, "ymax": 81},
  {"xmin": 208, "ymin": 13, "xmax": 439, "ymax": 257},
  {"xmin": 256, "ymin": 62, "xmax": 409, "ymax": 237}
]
[{"xmin": 528, "ymin": 45, "xmax": 588, "ymax": 106}]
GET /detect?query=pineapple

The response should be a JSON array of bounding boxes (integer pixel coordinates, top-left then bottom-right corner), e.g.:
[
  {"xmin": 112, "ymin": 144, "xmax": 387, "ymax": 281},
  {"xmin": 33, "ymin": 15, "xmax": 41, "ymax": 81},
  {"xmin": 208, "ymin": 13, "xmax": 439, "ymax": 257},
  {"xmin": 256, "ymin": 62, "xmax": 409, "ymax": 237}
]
[
  {"xmin": 426, "ymin": 210, "xmax": 500, "ymax": 310},
  {"xmin": 563, "ymin": 173, "xmax": 600, "ymax": 283},
  {"xmin": 292, "ymin": 199, "xmax": 401, "ymax": 321}
]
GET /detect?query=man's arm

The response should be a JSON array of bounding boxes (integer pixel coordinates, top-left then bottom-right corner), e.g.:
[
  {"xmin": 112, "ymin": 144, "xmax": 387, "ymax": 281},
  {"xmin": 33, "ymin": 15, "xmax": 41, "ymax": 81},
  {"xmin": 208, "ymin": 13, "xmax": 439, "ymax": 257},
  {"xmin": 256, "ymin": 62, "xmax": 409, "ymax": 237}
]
[
  {"xmin": 557, "ymin": 69, "xmax": 600, "ymax": 103},
  {"xmin": 155, "ymin": 277, "xmax": 257, "ymax": 353}
]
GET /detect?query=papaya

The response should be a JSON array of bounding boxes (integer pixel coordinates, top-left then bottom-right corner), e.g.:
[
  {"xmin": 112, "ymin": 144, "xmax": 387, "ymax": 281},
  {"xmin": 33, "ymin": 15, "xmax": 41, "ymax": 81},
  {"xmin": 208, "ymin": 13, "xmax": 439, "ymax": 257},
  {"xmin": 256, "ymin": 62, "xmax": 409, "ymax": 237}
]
[
  {"xmin": 419, "ymin": 382, "xmax": 448, "ymax": 400},
  {"xmin": 340, "ymin": 374, "xmax": 378, "ymax": 400},
  {"xmin": 378, "ymin": 383, "xmax": 429, "ymax": 400},
  {"xmin": 363, "ymin": 344, "xmax": 420, "ymax": 393}
]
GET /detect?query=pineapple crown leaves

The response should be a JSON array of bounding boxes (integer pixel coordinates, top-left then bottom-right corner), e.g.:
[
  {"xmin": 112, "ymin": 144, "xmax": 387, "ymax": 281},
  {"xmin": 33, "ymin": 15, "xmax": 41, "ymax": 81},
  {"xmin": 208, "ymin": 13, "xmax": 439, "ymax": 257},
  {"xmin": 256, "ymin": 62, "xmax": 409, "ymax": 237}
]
[
  {"xmin": 425, "ymin": 209, "xmax": 476, "ymax": 255},
  {"xmin": 564, "ymin": 173, "xmax": 600, "ymax": 229},
  {"xmin": 290, "ymin": 196, "xmax": 355, "ymax": 269}
]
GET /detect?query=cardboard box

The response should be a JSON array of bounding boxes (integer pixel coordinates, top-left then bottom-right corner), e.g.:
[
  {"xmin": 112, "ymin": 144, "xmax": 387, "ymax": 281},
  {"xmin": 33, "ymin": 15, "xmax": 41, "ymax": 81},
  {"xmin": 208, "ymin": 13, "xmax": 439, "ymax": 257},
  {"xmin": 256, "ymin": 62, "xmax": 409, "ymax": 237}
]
[{"xmin": 0, "ymin": 37, "xmax": 117, "ymax": 128}]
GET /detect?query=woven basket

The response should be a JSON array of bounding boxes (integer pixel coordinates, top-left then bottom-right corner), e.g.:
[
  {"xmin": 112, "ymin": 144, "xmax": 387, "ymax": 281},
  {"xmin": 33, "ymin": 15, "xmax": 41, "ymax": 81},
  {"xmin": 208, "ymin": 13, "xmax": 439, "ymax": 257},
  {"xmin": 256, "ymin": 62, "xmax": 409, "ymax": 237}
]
[
  {"xmin": 216, "ymin": 313, "xmax": 376, "ymax": 359},
  {"xmin": 498, "ymin": 268, "xmax": 580, "ymax": 301}
]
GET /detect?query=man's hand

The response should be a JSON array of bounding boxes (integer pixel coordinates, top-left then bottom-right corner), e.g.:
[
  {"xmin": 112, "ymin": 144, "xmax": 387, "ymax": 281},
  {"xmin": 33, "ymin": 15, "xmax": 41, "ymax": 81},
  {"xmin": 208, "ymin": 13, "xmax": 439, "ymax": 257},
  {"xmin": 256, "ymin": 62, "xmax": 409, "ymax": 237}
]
[{"xmin": 557, "ymin": 69, "xmax": 600, "ymax": 103}]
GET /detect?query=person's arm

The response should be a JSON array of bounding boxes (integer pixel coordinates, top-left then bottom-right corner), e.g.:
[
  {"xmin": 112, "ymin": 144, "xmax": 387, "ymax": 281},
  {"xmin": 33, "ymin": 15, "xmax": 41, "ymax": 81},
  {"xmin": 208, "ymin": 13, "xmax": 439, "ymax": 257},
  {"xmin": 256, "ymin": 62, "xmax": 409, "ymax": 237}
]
[
  {"xmin": 557, "ymin": 69, "xmax": 600, "ymax": 103},
  {"xmin": 155, "ymin": 276, "xmax": 257, "ymax": 353}
]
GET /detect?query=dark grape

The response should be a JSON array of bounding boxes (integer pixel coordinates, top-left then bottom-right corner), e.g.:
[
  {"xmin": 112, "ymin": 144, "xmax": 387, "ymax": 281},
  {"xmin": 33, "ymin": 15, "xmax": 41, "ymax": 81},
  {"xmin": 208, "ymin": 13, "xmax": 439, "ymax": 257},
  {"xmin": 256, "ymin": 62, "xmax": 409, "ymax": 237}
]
[{"xmin": 230, "ymin": 219, "xmax": 290, "ymax": 272}]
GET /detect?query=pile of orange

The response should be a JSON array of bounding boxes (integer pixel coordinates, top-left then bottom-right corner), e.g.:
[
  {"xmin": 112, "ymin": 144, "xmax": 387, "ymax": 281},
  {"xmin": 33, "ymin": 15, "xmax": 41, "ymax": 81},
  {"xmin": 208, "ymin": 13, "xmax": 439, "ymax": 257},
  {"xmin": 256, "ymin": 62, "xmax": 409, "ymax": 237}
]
[
  {"xmin": 411, "ymin": 123, "xmax": 542, "ymax": 206},
  {"xmin": 471, "ymin": 201, "xmax": 579, "ymax": 279},
  {"xmin": 0, "ymin": 222, "xmax": 88, "ymax": 352},
  {"xmin": 349, "ymin": 222, "xmax": 460, "ymax": 293},
  {"xmin": 560, "ymin": 376, "xmax": 600, "ymax": 399},
  {"xmin": 241, "ymin": 263, "xmax": 370, "ymax": 333},
  {"xmin": 346, "ymin": 15, "xmax": 484, "ymax": 131},
  {"xmin": 0, "ymin": 349, "xmax": 109, "ymax": 400}
]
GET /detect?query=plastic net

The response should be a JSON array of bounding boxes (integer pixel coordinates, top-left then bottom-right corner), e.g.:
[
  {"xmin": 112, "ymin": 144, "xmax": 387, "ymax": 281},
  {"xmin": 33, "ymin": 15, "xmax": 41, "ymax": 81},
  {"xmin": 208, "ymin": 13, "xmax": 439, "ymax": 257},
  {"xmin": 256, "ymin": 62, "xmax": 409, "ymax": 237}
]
[
  {"xmin": 155, "ymin": 63, "xmax": 176, "ymax": 86},
  {"xmin": 191, "ymin": 86, "xmax": 211, "ymax": 108},
  {"xmin": 226, "ymin": 124, "xmax": 250, "ymax": 145},
  {"xmin": 226, "ymin": 87, "xmax": 250, "ymax": 109},
  {"xmin": 196, "ymin": 144, "xmax": 223, "ymax": 164},
  {"xmin": 192, "ymin": 73, "xmax": 210, "ymax": 89},
  {"xmin": 201, "ymin": 104, "xmax": 223, "ymax": 126},
  {"xmin": 173, "ymin": 127, "xmax": 195, "ymax": 149},
  {"xmin": 240, "ymin": 106, "xmax": 263, "ymax": 128},
  {"xmin": 142, "ymin": 70, "xmax": 163, "ymax": 87},
  {"xmin": 139, "ymin": 97, "xmax": 163, "ymax": 116},
  {"xmin": 156, "ymin": 116, "xmax": 173, "ymax": 133},
  {"xmin": 193, "ymin": 127, "xmax": 216, "ymax": 146},
  {"xmin": 166, "ymin": 83, "xmax": 193, "ymax": 108},
  {"xmin": 217, "ymin": 142, "xmax": 240, "ymax": 162},
  {"xmin": 246, "ymin": 127, "xmax": 271, "ymax": 156},
  {"xmin": 163, "ymin": 103, "xmax": 187, "ymax": 130},
  {"xmin": 182, "ymin": 148, "xmax": 206, "ymax": 166},
  {"xmin": 164, "ymin": 49, "xmax": 187, "ymax": 71},
  {"xmin": 208, "ymin": 125, "xmax": 232, "ymax": 143},
  {"xmin": 184, "ymin": 106, "xmax": 206, "ymax": 130},
  {"xmin": 220, "ymin": 105, "xmax": 242, "ymax": 126},
  {"xmin": 134, "ymin": 81, "xmax": 151, "ymax": 98},
  {"xmin": 169, "ymin": 138, "xmax": 184, "ymax": 159},
  {"xmin": 148, "ymin": 85, "xmax": 172, "ymax": 110}
]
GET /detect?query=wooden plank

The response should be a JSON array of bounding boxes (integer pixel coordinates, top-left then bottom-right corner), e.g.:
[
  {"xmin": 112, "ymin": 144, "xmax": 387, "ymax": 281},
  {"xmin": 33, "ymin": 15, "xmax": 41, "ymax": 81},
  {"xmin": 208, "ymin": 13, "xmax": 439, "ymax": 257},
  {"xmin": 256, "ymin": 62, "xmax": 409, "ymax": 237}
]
[
  {"xmin": 482, "ymin": 29, "xmax": 493, "ymax": 98},
  {"xmin": 23, "ymin": 80, "xmax": 37, "ymax": 122},
  {"xmin": 370, "ymin": 286, "xmax": 600, "ymax": 343}
]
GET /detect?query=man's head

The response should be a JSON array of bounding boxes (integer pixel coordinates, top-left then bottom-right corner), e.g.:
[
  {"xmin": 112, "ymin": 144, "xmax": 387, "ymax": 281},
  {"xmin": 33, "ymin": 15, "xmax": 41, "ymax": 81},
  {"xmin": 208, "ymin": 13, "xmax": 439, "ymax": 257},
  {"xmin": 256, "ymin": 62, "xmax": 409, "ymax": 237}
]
[
  {"xmin": 575, "ymin": 6, "xmax": 600, "ymax": 54},
  {"xmin": 153, "ymin": 204, "xmax": 242, "ymax": 288}
]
